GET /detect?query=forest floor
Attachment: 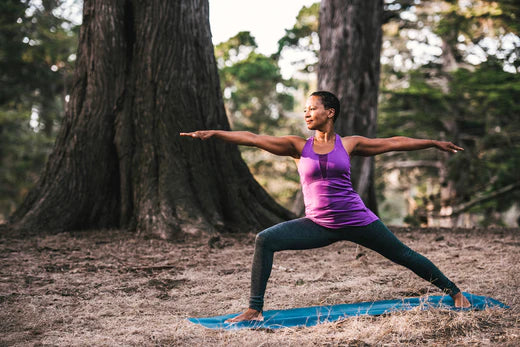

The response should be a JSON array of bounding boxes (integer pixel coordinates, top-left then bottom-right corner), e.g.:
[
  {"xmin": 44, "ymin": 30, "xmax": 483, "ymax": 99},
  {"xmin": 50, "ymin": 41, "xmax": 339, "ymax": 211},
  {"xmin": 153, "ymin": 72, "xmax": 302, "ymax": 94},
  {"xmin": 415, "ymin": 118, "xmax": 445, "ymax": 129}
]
[{"xmin": 0, "ymin": 225, "xmax": 519, "ymax": 346}]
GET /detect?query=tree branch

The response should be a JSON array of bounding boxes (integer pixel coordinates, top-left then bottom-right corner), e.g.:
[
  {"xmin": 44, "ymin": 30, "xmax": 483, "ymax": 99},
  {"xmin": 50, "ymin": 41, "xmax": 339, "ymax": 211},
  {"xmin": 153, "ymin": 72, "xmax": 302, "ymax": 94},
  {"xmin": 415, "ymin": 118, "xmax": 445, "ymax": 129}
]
[{"xmin": 450, "ymin": 182, "xmax": 520, "ymax": 215}]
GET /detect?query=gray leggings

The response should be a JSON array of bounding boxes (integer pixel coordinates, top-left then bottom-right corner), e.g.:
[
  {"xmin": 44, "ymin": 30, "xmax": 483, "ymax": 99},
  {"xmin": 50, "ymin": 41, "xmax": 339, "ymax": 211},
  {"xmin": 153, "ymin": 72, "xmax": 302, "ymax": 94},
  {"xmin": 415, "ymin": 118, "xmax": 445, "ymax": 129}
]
[{"xmin": 249, "ymin": 218, "xmax": 460, "ymax": 312}]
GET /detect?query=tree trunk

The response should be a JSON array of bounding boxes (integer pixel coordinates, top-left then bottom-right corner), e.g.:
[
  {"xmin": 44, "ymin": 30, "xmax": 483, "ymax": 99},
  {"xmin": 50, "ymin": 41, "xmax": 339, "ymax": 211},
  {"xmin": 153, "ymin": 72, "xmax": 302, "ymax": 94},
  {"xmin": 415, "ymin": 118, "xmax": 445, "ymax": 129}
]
[
  {"xmin": 10, "ymin": 0, "xmax": 293, "ymax": 238},
  {"xmin": 317, "ymin": 0, "xmax": 383, "ymax": 214}
]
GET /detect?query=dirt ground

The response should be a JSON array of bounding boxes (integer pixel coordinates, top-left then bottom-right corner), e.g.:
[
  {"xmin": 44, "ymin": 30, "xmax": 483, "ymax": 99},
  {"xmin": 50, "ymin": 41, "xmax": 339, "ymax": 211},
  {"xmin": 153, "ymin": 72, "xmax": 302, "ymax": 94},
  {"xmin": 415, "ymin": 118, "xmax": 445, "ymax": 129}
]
[{"xmin": 0, "ymin": 224, "xmax": 519, "ymax": 346}]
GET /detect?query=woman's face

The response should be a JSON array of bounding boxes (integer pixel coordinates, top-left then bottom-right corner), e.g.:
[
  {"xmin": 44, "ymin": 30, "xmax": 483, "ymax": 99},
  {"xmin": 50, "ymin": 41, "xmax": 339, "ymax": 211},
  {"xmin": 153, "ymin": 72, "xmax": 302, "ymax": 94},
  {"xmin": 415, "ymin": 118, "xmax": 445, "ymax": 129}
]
[{"xmin": 304, "ymin": 96, "xmax": 334, "ymax": 130}]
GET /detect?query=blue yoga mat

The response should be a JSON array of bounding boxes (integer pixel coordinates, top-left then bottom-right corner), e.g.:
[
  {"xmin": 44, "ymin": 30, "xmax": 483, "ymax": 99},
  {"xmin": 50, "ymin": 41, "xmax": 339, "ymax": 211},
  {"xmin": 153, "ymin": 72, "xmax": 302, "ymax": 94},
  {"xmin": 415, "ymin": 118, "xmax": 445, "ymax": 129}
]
[{"xmin": 188, "ymin": 293, "xmax": 508, "ymax": 330}]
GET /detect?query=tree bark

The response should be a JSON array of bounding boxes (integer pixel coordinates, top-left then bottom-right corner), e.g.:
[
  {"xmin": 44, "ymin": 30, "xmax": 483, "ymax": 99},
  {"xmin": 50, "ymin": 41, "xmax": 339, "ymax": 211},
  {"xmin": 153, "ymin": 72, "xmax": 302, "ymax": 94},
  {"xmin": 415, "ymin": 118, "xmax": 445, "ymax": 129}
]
[
  {"xmin": 317, "ymin": 0, "xmax": 383, "ymax": 214},
  {"xmin": 10, "ymin": 0, "xmax": 293, "ymax": 238}
]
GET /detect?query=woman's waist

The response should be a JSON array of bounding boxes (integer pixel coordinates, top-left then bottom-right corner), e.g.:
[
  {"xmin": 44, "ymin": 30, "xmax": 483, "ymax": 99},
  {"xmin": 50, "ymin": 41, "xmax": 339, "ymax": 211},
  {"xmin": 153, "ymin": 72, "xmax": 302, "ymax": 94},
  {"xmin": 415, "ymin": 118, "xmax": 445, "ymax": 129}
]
[
  {"xmin": 301, "ymin": 178, "xmax": 354, "ymax": 192},
  {"xmin": 302, "ymin": 191, "xmax": 367, "ymax": 211}
]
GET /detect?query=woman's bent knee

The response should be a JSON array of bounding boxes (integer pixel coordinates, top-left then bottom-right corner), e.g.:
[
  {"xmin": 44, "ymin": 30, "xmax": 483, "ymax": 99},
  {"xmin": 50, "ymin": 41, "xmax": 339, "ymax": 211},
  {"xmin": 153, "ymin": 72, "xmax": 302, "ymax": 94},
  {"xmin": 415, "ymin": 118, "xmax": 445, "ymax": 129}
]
[{"xmin": 255, "ymin": 230, "xmax": 275, "ymax": 250}]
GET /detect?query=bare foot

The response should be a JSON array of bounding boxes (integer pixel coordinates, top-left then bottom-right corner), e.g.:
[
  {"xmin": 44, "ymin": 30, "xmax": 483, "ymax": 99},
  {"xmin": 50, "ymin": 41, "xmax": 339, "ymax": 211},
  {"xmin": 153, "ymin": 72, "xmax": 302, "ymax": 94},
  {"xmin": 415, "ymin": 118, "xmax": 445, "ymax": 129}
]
[
  {"xmin": 225, "ymin": 308, "xmax": 263, "ymax": 323},
  {"xmin": 451, "ymin": 292, "xmax": 471, "ymax": 308}
]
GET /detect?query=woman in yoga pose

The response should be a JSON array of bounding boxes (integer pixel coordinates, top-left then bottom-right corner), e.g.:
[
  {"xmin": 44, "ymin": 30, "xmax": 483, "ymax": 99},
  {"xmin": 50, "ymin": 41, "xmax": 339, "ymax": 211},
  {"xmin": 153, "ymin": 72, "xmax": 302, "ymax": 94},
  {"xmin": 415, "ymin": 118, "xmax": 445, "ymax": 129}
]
[{"xmin": 180, "ymin": 91, "xmax": 471, "ymax": 322}]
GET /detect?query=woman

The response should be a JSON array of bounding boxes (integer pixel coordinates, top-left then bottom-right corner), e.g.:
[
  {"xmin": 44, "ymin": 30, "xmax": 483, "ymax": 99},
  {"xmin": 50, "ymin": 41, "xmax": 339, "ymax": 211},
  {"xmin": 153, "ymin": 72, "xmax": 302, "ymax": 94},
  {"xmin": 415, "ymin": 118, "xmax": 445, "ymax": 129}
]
[{"xmin": 180, "ymin": 91, "xmax": 471, "ymax": 322}]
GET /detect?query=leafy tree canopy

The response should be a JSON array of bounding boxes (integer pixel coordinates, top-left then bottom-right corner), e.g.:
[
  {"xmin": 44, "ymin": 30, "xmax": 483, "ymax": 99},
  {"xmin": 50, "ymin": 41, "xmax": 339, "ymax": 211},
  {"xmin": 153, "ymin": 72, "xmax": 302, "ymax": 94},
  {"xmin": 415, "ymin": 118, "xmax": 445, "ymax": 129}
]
[{"xmin": 215, "ymin": 31, "xmax": 295, "ymax": 133}]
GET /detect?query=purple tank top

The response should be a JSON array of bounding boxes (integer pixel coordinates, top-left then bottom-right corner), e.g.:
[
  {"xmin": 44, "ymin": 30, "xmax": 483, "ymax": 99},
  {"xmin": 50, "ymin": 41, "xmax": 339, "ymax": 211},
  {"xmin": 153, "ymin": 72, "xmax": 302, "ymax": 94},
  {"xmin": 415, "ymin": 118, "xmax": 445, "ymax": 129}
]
[{"xmin": 297, "ymin": 134, "xmax": 379, "ymax": 228}]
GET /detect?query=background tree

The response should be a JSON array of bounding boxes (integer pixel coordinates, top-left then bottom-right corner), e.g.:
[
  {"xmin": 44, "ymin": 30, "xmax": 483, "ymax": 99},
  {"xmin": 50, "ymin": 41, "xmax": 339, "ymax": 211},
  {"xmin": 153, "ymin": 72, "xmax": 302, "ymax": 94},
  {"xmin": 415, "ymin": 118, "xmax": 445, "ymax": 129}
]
[
  {"xmin": 278, "ymin": 0, "xmax": 519, "ymax": 226},
  {"xmin": 6, "ymin": 0, "xmax": 519, "ymax": 230},
  {"xmin": 317, "ymin": 0, "xmax": 384, "ymax": 213},
  {"xmin": 0, "ymin": 0, "xmax": 78, "ymax": 221},
  {"xmin": 377, "ymin": 0, "xmax": 520, "ymax": 226},
  {"xmin": 9, "ymin": 0, "xmax": 293, "ymax": 238}
]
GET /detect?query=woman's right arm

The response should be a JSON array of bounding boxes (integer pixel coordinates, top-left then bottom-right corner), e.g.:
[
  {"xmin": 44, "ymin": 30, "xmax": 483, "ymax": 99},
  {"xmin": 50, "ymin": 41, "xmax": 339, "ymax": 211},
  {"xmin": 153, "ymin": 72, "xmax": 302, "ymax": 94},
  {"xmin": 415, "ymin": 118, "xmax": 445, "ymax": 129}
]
[{"xmin": 180, "ymin": 130, "xmax": 305, "ymax": 158}]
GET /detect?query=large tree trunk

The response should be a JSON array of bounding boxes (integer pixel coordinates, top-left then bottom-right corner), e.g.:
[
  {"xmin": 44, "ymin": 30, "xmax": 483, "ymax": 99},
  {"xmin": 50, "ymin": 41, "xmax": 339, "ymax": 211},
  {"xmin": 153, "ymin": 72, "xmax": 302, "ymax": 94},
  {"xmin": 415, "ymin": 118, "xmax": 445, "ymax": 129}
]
[
  {"xmin": 10, "ymin": 0, "xmax": 293, "ymax": 238},
  {"xmin": 317, "ymin": 0, "xmax": 383, "ymax": 214}
]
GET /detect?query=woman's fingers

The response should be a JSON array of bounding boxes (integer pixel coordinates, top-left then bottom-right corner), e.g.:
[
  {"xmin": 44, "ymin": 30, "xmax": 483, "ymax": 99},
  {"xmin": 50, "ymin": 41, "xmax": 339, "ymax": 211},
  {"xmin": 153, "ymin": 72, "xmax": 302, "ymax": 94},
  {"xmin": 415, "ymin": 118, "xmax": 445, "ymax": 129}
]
[
  {"xmin": 179, "ymin": 131, "xmax": 213, "ymax": 140},
  {"xmin": 443, "ymin": 141, "xmax": 464, "ymax": 153},
  {"xmin": 448, "ymin": 142, "xmax": 464, "ymax": 152},
  {"xmin": 454, "ymin": 144, "xmax": 464, "ymax": 151}
]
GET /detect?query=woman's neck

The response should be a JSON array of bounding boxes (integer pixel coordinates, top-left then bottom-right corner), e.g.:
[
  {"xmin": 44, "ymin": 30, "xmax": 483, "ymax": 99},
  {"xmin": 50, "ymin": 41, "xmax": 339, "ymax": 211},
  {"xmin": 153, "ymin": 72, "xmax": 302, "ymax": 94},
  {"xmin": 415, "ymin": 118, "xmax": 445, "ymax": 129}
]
[{"xmin": 314, "ymin": 129, "xmax": 336, "ymax": 144}]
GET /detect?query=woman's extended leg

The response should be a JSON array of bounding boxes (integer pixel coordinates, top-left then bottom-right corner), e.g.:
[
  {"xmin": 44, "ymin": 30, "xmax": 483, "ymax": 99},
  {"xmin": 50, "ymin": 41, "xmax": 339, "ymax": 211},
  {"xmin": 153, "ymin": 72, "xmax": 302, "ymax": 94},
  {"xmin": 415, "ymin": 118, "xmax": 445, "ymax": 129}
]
[
  {"xmin": 345, "ymin": 220, "xmax": 470, "ymax": 307},
  {"xmin": 226, "ymin": 218, "xmax": 338, "ymax": 322}
]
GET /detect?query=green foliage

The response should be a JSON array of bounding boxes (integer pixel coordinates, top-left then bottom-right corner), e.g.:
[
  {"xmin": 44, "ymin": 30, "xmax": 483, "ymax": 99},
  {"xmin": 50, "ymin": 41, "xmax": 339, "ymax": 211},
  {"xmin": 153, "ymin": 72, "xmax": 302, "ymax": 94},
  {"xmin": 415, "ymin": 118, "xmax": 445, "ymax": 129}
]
[
  {"xmin": 449, "ymin": 62, "xmax": 520, "ymax": 210},
  {"xmin": 1, "ymin": 0, "xmax": 77, "ymax": 110},
  {"xmin": 377, "ymin": 0, "xmax": 520, "ymax": 225},
  {"xmin": 273, "ymin": 3, "xmax": 319, "ymax": 75},
  {"xmin": 379, "ymin": 61, "xmax": 520, "ymax": 220},
  {"xmin": 483, "ymin": 0, "xmax": 520, "ymax": 35},
  {"xmin": 380, "ymin": 72, "xmax": 447, "ymax": 139},
  {"xmin": 435, "ymin": 0, "xmax": 519, "ymax": 69},
  {"xmin": 215, "ymin": 31, "xmax": 303, "ymax": 208},
  {"xmin": 383, "ymin": 0, "xmax": 422, "ymax": 24},
  {"xmin": 276, "ymin": 3, "xmax": 319, "ymax": 56},
  {"xmin": 214, "ymin": 31, "xmax": 258, "ymax": 64},
  {"xmin": 0, "ymin": 107, "xmax": 54, "ymax": 218},
  {"xmin": 3, "ymin": 0, "xmax": 518, "ymax": 224},
  {"xmin": 0, "ymin": 0, "xmax": 79, "ymax": 221},
  {"xmin": 215, "ymin": 31, "xmax": 295, "ymax": 134}
]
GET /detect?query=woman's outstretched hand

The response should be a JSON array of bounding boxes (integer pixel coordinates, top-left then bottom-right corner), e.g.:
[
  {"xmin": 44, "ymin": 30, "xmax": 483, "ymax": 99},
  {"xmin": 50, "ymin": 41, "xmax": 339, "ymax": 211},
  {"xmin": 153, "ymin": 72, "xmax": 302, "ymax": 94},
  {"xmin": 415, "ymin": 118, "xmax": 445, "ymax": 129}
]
[
  {"xmin": 435, "ymin": 141, "xmax": 464, "ymax": 153},
  {"xmin": 179, "ymin": 130, "xmax": 215, "ymax": 140}
]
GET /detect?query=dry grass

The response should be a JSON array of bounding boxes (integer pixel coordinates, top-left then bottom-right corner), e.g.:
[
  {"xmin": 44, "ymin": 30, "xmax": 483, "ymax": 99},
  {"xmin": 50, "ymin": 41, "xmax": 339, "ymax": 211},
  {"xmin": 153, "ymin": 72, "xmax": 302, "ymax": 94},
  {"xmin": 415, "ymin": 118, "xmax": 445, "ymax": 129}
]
[{"xmin": 0, "ymin": 225, "xmax": 519, "ymax": 346}]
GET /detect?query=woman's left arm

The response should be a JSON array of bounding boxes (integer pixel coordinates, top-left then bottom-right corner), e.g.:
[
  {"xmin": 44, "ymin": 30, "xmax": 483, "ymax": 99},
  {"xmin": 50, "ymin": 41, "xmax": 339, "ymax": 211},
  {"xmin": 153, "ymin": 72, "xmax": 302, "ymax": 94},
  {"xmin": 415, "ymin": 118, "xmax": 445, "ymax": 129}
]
[{"xmin": 347, "ymin": 136, "xmax": 464, "ymax": 156}]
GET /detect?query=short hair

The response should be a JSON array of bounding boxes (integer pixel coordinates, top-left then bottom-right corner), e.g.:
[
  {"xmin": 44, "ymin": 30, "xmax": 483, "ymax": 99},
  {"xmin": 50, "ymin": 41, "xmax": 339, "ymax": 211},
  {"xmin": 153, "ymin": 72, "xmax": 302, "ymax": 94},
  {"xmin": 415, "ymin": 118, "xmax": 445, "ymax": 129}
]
[{"xmin": 310, "ymin": 91, "xmax": 340, "ymax": 123}]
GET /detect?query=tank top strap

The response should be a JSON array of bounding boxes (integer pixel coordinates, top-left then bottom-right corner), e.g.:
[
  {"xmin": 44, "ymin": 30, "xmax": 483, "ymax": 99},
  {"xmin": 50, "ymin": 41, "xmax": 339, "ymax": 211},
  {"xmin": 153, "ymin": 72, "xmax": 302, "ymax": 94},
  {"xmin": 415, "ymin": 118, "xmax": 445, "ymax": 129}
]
[
  {"xmin": 301, "ymin": 137, "xmax": 314, "ymax": 156},
  {"xmin": 334, "ymin": 134, "xmax": 350, "ymax": 157}
]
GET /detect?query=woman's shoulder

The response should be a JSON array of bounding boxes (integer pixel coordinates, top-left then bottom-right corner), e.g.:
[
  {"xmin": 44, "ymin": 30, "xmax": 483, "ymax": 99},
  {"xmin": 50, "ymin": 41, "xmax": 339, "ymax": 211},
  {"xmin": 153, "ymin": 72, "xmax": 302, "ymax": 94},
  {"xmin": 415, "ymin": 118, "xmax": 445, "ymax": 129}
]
[
  {"xmin": 285, "ymin": 135, "xmax": 308, "ymax": 153},
  {"xmin": 340, "ymin": 135, "xmax": 361, "ymax": 155}
]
